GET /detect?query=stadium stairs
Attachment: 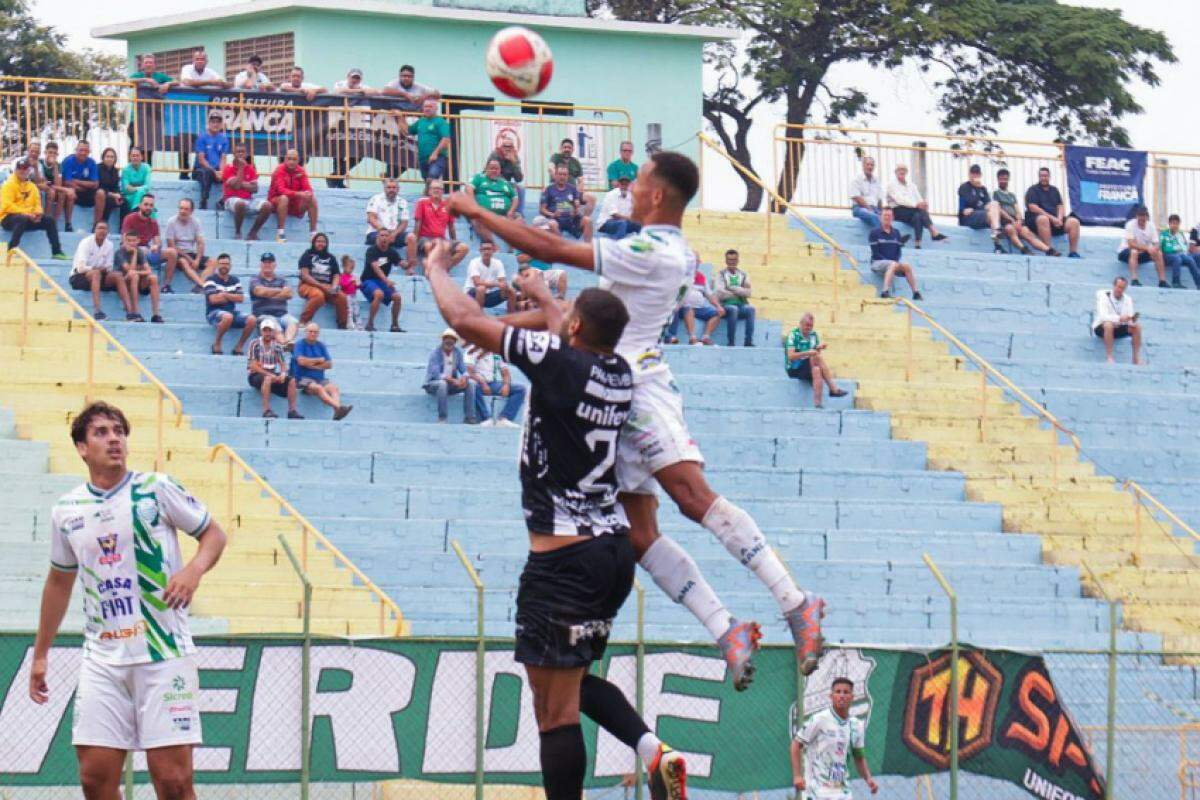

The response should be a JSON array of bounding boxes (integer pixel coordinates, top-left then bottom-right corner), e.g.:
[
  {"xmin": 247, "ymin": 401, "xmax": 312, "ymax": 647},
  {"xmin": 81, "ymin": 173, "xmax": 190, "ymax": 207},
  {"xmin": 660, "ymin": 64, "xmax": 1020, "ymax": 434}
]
[{"xmin": 0, "ymin": 248, "xmax": 403, "ymax": 636}]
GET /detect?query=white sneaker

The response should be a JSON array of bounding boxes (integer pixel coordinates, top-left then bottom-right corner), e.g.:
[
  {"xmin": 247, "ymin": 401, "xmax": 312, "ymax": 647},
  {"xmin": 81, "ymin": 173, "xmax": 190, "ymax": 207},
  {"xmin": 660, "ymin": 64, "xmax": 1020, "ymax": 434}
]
[
  {"xmin": 495, "ymin": 418, "xmax": 520, "ymax": 429},
  {"xmin": 479, "ymin": 418, "xmax": 496, "ymax": 428}
]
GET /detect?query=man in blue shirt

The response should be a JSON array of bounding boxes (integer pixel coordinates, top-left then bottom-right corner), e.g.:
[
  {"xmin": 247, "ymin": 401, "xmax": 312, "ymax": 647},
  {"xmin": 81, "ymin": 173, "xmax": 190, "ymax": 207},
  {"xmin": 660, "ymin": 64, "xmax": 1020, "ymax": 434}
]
[
  {"xmin": 869, "ymin": 208, "xmax": 923, "ymax": 300},
  {"xmin": 193, "ymin": 112, "xmax": 230, "ymax": 210},
  {"xmin": 540, "ymin": 164, "xmax": 593, "ymax": 242},
  {"xmin": 292, "ymin": 322, "xmax": 352, "ymax": 420},
  {"xmin": 1024, "ymin": 166, "xmax": 1081, "ymax": 258},
  {"xmin": 423, "ymin": 328, "xmax": 481, "ymax": 423},
  {"xmin": 60, "ymin": 141, "xmax": 104, "ymax": 231},
  {"xmin": 957, "ymin": 164, "xmax": 1004, "ymax": 253}
]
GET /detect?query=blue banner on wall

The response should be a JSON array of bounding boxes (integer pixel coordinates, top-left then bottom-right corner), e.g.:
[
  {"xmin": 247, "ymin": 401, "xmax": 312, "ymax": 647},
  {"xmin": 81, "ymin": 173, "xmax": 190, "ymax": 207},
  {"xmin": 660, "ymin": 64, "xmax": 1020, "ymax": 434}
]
[{"xmin": 1065, "ymin": 145, "xmax": 1147, "ymax": 226}]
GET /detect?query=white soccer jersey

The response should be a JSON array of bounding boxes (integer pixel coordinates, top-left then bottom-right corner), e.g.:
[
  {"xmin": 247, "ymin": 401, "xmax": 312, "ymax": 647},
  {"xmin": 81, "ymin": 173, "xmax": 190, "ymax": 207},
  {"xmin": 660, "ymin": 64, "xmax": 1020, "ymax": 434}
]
[
  {"xmin": 593, "ymin": 225, "xmax": 693, "ymax": 380},
  {"xmin": 796, "ymin": 708, "xmax": 866, "ymax": 799},
  {"xmin": 49, "ymin": 471, "xmax": 211, "ymax": 666}
]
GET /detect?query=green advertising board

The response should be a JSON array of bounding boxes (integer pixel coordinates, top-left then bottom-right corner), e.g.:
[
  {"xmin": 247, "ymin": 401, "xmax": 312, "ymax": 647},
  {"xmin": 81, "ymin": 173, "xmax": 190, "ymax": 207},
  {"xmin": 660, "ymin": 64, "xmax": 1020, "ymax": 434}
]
[{"xmin": 0, "ymin": 634, "xmax": 1102, "ymax": 797}]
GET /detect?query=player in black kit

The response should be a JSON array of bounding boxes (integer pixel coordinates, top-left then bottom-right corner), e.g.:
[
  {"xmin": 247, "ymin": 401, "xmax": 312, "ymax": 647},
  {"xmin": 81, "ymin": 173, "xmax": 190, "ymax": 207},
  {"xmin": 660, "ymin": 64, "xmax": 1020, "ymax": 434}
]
[{"xmin": 424, "ymin": 240, "xmax": 687, "ymax": 800}]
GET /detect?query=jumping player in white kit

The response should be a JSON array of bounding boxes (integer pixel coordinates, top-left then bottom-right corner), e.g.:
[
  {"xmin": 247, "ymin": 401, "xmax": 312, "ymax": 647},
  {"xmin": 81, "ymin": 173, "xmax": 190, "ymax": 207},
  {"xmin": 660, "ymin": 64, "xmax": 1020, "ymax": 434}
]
[
  {"xmin": 30, "ymin": 401, "xmax": 228, "ymax": 799},
  {"xmin": 448, "ymin": 150, "xmax": 826, "ymax": 686}
]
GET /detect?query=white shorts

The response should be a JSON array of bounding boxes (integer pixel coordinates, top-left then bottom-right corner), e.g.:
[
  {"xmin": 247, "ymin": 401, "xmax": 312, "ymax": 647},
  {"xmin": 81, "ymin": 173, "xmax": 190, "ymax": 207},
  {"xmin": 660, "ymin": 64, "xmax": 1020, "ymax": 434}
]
[
  {"xmin": 73, "ymin": 655, "xmax": 202, "ymax": 750},
  {"xmin": 225, "ymin": 197, "xmax": 270, "ymax": 213},
  {"xmin": 870, "ymin": 259, "xmax": 897, "ymax": 274},
  {"xmin": 616, "ymin": 369, "xmax": 704, "ymax": 495}
]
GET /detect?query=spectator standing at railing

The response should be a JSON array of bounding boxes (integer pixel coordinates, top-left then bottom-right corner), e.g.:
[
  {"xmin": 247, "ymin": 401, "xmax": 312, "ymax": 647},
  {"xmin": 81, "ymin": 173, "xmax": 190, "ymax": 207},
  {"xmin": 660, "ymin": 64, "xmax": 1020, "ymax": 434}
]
[
  {"xmin": 96, "ymin": 148, "xmax": 127, "ymax": 227},
  {"xmin": 849, "ymin": 156, "xmax": 889, "ymax": 234},
  {"xmin": 121, "ymin": 193, "xmax": 164, "ymax": 270},
  {"xmin": 549, "ymin": 138, "xmax": 596, "ymax": 216},
  {"xmin": 119, "ymin": 146, "xmax": 152, "ymax": 217},
  {"xmin": 221, "ymin": 143, "xmax": 273, "ymax": 240},
  {"xmin": 298, "ymin": 232, "xmax": 349, "ymax": 329},
  {"xmin": 597, "ymin": 175, "xmax": 639, "ymax": 239},
  {"xmin": 1117, "ymin": 205, "xmax": 1167, "ymax": 288},
  {"xmin": 885, "ymin": 164, "xmax": 945, "ymax": 249},
  {"xmin": 713, "ymin": 249, "xmax": 757, "ymax": 347},
  {"xmin": 233, "ymin": 55, "xmax": 274, "ymax": 91},
  {"xmin": 129, "ymin": 53, "xmax": 172, "ymax": 92},
  {"xmin": 488, "ymin": 138, "xmax": 526, "ymax": 216},
  {"xmin": 0, "ymin": 159, "xmax": 67, "ymax": 260},
  {"xmin": 382, "ymin": 65, "xmax": 440, "ymax": 111},
  {"xmin": 60, "ymin": 141, "xmax": 105, "ymax": 233},
  {"xmin": 607, "ymin": 140, "xmax": 638, "ymax": 188},
  {"xmin": 1161, "ymin": 215, "xmax": 1200, "ymax": 289},
  {"xmin": 1093, "ymin": 276, "xmax": 1142, "ymax": 365},
  {"xmin": 277, "ymin": 67, "xmax": 325, "ymax": 101},
  {"xmin": 193, "ymin": 113, "xmax": 229, "ymax": 210},
  {"xmin": 178, "ymin": 49, "xmax": 229, "ymax": 89},
  {"xmin": 70, "ymin": 221, "xmax": 133, "ymax": 320},
  {"xmin": 365, "ymin": 177, "xmax": 409, "ymax": 246},
  {"xmin": 409, "ymin": 98, "xmax": 451, "ymax": 181},
  {"xmin": 407, "ymin": 178, "xmax": 468, "ymax": 273},
  {"xmin": 784, "ymin": 312, "xmax": 848, "ymax": 409},
  {"xmin": 204, "ymin": 252, "xmax": 257, "ymax": 356},
  {"xmin": 333, "ymin": 68, "xmax": 374, "ymax": 96},
  {"xmin": 957, "ymin": 164, "xmax": 1004, "ymax": 253},
  {"xmin": 993, "ymin": 169, "xmax": 1050, "ymax": 256},
  {"xmin": 869, "ymin": 207, "xmax": 922, "ymax": 300},
  {"xmin": 268, "ymin": 149, "xmax": 319, "ymax": 244},
  {"xmin": 1024, "ymin": 166, "xmax": 1081, "ymax": 258},
  {"xmin": 327, "ymin": 69, "xmax": 375, "ymax": 187}
]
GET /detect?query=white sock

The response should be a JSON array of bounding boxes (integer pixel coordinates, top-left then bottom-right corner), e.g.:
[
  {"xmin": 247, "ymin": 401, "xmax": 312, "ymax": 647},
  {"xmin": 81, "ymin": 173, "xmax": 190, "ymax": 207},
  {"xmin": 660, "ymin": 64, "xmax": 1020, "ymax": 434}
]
[
  {"xmin": 639, "ymin": 535, "xmax": 732, "ymax": 640},
  {"xmin": 702, "ymin": 496, "xmax": 806, "ymax": 613},
  {"xmin": 636, "ymin": 732, "xmax": 663, "ymax": 767}
]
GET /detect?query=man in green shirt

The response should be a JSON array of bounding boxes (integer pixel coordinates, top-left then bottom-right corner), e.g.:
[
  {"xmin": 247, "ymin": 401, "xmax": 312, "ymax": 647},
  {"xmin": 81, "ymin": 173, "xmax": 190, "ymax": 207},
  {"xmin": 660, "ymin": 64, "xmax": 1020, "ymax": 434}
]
[
  {"xmin": 548, "ymin": 137, "xmax": 596, "ymax": 216},
  {"xmin": 785, "ymin": 313, "xmax": 847, "ymax": 409},
  {"xmin": 607, "ymin": 140, "xmax": 638, "ymax": 188},
  {"xmin": 130, "ymin": 53, "xmax": 172, "ymax": 93},
  {"xmin": 408, "ymin": 98, "xmax": 451, "ymax": 181},
  {"xmin": 1162, "ymin": 213, "xmax": 1200, "ymax": 288},
  {"xmin": 467, "ymin": 158, "xmax": 519, "ymax": 245}
]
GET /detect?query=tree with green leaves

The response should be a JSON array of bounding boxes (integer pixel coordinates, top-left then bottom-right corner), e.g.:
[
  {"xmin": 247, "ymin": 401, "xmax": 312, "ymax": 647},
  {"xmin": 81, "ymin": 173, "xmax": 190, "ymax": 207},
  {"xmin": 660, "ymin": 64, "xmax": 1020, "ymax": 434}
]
[{"xmin": 589, "ymin": 0, "xmax": 1174, "ymax": 211}]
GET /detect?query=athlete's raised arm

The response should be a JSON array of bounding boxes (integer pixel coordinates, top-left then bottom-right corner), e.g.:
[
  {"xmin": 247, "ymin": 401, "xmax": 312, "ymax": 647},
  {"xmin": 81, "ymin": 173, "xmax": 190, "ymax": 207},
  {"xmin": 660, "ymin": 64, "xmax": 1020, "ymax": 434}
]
[
  {"xmin": 446, "ymin": 192, "xmax": 595, "ymax": 272},
  {"xmin": 425, "ymin": 240, "xmax": 507, "ymax": 354}
]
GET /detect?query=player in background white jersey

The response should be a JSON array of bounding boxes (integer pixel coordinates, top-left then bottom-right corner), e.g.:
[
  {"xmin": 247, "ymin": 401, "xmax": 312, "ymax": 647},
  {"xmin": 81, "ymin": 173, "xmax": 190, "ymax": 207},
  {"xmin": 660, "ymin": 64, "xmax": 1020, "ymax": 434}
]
[
  {"xmin": 791, "ymin": 678, "xmax": 878, "ymax": 799},
  {"xmin": 30, "ymin": 401, "xmax": 227, "ymax": 799},
  {"xmin": 447, "ymin": 151, "xmax": 826, "ymax": 686}
]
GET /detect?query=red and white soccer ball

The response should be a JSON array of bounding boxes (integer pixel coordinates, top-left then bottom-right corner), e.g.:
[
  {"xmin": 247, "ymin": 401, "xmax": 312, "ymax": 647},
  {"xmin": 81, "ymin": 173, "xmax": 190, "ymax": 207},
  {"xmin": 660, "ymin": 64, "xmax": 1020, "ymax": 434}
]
[{"xmin": 486, "ymin": 26, "xmax": 554, "ymax": 99}]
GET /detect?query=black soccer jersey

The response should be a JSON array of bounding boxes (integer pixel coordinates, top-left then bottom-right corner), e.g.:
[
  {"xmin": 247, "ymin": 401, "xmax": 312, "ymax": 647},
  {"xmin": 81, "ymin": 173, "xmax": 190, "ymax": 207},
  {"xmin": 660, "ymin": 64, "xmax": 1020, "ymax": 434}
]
[{"xmin": 502, "ymin": 326, "xmax": 632, "ymax": 537}]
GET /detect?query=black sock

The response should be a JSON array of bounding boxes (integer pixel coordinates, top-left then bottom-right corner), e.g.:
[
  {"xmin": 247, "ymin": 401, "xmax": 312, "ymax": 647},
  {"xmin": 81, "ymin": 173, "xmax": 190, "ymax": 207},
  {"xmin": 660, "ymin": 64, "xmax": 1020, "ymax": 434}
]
[
  {"xmin": 539, "ymin": 724, "xmax": 586, "ymax": 800},
  {"xmin": 580, "ymin": 674, "xmax": 650, "ymax": 750}
]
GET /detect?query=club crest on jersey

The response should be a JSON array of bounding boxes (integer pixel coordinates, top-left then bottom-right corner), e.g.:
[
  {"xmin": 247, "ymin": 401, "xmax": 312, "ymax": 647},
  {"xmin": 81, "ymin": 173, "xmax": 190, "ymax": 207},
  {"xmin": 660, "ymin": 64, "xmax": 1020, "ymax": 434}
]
[
  {"xmin": 64, "ymin": 515, "xmax": 85, "ymax": 532},
  {"xmin": 135, "ymin": 498, "xmax": 159, "ymax": 527},
  {"xmin": 629, "ymin": 238, "xmax": 656, "ymax": 253},
  {"xmin": 96, "ymin": 533, "xmax": 122, "ymax": 565}
]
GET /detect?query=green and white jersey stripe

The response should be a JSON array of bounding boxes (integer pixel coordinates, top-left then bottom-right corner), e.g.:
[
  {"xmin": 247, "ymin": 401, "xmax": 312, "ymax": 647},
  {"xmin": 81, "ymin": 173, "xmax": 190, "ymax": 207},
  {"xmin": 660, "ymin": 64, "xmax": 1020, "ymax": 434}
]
[{"xmin": 50, "ymin": 471, "xmax": 211, "ymax": 665}]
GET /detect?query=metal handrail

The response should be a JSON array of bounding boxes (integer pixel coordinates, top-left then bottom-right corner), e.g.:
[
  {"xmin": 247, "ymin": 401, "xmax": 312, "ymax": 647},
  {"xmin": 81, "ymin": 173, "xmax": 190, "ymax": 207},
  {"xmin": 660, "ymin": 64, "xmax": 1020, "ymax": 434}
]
[
  {"xmin": 923, "ymin": 554, "xmax": 959, "ymax": 800},
  {"xmin": 774, "ymin": 122, "xmax": 1065, "ymax": 152},
  {"xmin": 209, "ymin": 443, "xmax": 405, "ymax": 635},
  {"xmin": 1125, "ymin": 480, "xmax": 1200, "ymax": 546}
]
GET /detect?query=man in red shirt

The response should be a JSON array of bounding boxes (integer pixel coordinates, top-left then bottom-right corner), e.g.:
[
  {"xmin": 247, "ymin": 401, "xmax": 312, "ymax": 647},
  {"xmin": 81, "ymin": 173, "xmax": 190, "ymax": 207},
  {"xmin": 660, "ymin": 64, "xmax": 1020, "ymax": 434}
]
[
  {"xmin": 222, "ymin": 143, "xmax": 273, "ymax": 240},
  {"xmin": 267, "ymin": 148, "xmax": 319, "ymax": 243},
  {"xmin": 404, "ymin": 178, "xmax": 467, "ymax": 274},
  {"xmin": 120, "ymin": 193, "xmax": 163, "ymax": 269}
]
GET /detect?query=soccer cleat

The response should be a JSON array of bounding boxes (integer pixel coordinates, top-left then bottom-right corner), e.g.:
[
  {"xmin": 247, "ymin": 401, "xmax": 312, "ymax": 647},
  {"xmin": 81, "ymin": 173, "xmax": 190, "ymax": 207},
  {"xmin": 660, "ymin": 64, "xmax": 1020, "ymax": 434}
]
[
  {"xmin": 785, "ymin": 595, "xmax": 826, "ymax": 676},
  {"xmin": 717, "ymin": 619, "xmax": 762, "ymax": 692},
  {"xmin": 648, "ymin": 744, "xmax": 687, "ymax": 800}
]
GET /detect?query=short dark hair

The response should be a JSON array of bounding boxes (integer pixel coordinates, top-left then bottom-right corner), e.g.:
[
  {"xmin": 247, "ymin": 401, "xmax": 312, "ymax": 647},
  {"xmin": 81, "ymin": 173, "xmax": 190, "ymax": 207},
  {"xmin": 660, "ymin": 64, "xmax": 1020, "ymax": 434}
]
[
  {"xmin": 1113, "ymin": 276, "xmax": 1127, "ymax": 285},
  {"xmin": 832, "ymin": 677, "xmax": 854, "ymax": 691},
  {"xmin": 93, "ymin": 220, "xmax": 108, "ymax": 231},
  {"xmin": 179, "ymin": 197, "xmax": 195, "ymax": 210},
  {"xmin": 560, "ymin": 138, "xmax": 573, "ymax": 146},
  {"xmin": 217, "ymin": 252, "xmax": 232, "ymax": 261},
  {"xmin": 1170, "ymin": 214, "xmax": 1181, "ymax": 223},
  {"xmin": 725, "ymin": 249, "xmax": 738, "ymax": 256},
  {"xmin": 1039, "ymin": 166, "xmax": 1051, "ymax": 175},
  {"xmin": 400, "ymin": 64, "xmax": 415, "ymax": 74},
  {"xmin": 71, "ymin": 402, "xmax": 130, "ymax": 445},
  {"xmin": 248, "ymin": 54, "xmax": 262, "ymax": 65},
  {"xmin": 143, "ymin": 193, "xmax": 155, "ymax": 201},
  {"xmin": 648, "ymin": 151, "xmax": 699, "ymax": 206},
  {"xmin": 996, "ymin": 168, "xmax": 1010, "ymax": 178},
  {"xmin": 573, "ymin": 288, "xmax": 630, "ymax": 352},
  {"xmin": 1135, "ymin": 205, "xmax": 1149, "ymax": 216}
]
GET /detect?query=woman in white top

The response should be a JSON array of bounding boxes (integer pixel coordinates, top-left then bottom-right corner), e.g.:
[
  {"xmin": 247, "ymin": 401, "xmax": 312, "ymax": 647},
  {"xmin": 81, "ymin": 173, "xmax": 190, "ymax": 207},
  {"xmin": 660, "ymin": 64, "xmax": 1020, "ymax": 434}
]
[{"xmin": 886, "ymin": 165, "xmax": 947, "ymax": 248}]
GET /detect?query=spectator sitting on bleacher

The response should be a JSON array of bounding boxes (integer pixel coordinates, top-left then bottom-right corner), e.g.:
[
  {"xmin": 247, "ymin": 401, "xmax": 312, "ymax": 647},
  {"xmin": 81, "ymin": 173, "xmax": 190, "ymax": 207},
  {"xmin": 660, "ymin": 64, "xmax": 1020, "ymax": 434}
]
[
  {"xmin": 69, "ymin": 221, "xmax": 133, "ymax": 319},
  {"xmin": 488, "ymin": 138, "xmax": 526, "ymax": 217},
  {"xmin": 1093, "ymin": 276, "xmax": 1142, "ymax": 365},
  {"xmin": 233, "ymin": 54, "xmax": 273, "ymax": 91},
  {"xmin": 332, "ymin": 68, "xmax": 373, "ymax": 96},
  {"xmin": 116, "ymin": 229, "xmax": 163, "ymax": 324},
  {"xmin": 465, "ymin": 345, "xmax": 526, "ymax": 428},
  {"xmin": 407, "ymin": 178, "xmax": 468, "ymax": 273},
  {"xmin": 193, "ymin": 112, "xmax": 229, "ymax": 210},
  {"xmin": 539, "ymin": 164, "xmax": 593, "ymax": 242},
  {"xmin": 409, "ymin": 98, "xmax": 451, "ymax": 181},
  {"xmin": 121, "ymin": 193, "xmax": 163, "ymax": 270},
  {"xmin": 277, "ymin": 66, "xmax": 324, "ymax": 101},
  {"xmin": 958, "ymin": 164, "xmax": 1004, "ymax": 253},
  {"xmin": 869, "ymin": 207, "xmax": 923, "ymax": 300},
  {"xmin": 464, "ymin": 241, "xmax": 515, "ymax": 311},
  {"xmin": 468, "ymin": 158, "xmax": 520, "ymax": 245},
  {"xmin": 886, "ymin": 164, "xmax": 945, "ymax": 248},
  {"xmin": 179, "ymin": 49, "xmax": 229, "ymax": 89},
  {"xmin": 1118, "ymin": 205, "xmax": 1167, "ymax": 288},
  {"xmin": 163, "ymin": 198, "xmax": 209, "ymax": 294},
  {"xmin": 382, "ymin": 65, "xmax": 439, "ymax": 111},
  {"xmin": 597, "ymin": 175, "xmax": 640, "ymax": 239},
  {"xmin": 785, "ymin": 312, "xmax": 848, "ymax": 409},
  {"xmin": 249, "ymin": 252, "xmax": 299, "ymax": 345},
  {"xmin": 361, "ymin": 229, "xmax": 405, "ymax": 332},
  {"xmin": 298, "ymin": 232, "xmax": 348, "ymax": 329},
  {"xmin": 514, "ymin": 251, "xmax": 568, "ymax": 306},
  {"xmin": 849, "ymin": 156, "xmax": 887, "ymax": 233},
  {"xmin": 204, "ymin": 253, "xmax": 257, "ymax": 356},
  {"xmin": 994, "ymin": 169, "xmax": 1050, "ymax": 256},
  {"xmin": 222, "ymin": 143, "xmax": 273, "ymax": 240},
  {"xmin": 61, "ymin": 141, "xmax": 104, "ymax": 232},
  {"xmin": 365, "ymin": 177, "xmax": 409, "ymax": 246},
  {"xmin": 268, "ymin": 149, "xmax": 319, "ymax": 244},
  {"xmin": 17, "ymin": 142, "xmax": 47, "ymax": 206},
  {"xmin": 548, "ymin": 138, "xmax": 596, "ymax": 216},
  {"xmin": 1162, "ymin": 214, "xmax": 1200, "ymax": 289},
  {"xmin": 247, "ymin": 317, "xmax": 301, "ymax": 419},
  {"xmin": 713, "ymin": 249, "xmax": 756, "ymax": 347},
  {"xmin": 607, "ymin": 140, "xmax": 638, "ymax": 188},
  {"xmin": 665, "ymin": 256, "xmax": 723, "ymax": 345},
  {"xmin": 129, "ymin": 53, "xmax": 172, "ymax": 92},
  {"xmin": 42, "ymin": 143, "xmax": 72, "ymax": 230},
  {"xmin": 96, "ymin": 148, "xmax": 126, "ymax": 227},
  {"xmin": 0, "ymin": 159, "xmax": 66, "ymax": 259},
  {"xmin": 120, "ymin": 146, "xmax": 152, "ymax": 218},
  {"xmin": 1025, "ymin": 167, "xmax": 1080, "ymax": 258},
  {"xmin": 423, "ymin": 328, "xmax": 479, "ymax": 424},
  {"xmin": 293, "ymin": 322, "xmax": 353, "ymax": 420}
]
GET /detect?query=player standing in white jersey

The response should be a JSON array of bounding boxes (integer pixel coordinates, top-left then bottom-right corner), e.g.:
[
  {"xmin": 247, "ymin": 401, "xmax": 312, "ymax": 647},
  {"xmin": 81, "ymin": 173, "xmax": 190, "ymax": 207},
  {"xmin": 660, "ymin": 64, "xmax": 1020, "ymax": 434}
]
[
  {"xmin": 791, "ymin": 678, "xmax": 878, "ymax": 799},
  {"xmin": 30, "ymin": 402, "xmax": 228, "ymax": 799},
  {"xmin": 448, "ymin": 151, "xmax": 826, "ymax": 687}
]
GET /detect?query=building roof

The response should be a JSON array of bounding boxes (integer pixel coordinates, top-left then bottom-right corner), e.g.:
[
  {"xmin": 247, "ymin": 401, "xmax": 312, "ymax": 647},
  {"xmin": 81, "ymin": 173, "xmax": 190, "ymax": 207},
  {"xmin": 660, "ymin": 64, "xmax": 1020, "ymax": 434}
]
[{"xmin": 92, "ymin": 0, "xmax": 738, "ymax": 41}]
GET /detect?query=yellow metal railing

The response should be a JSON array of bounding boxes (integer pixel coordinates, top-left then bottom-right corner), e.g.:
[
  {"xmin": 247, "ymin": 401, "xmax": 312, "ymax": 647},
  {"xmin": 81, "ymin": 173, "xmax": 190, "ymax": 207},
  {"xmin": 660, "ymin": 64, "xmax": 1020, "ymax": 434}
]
[
  {"xmin": 210, "ymin": 444, "xmax": 405, "ymax": 636},
  {"xmin": 4, "ymin": 247, "xmax": 183, "ymax": 469}
]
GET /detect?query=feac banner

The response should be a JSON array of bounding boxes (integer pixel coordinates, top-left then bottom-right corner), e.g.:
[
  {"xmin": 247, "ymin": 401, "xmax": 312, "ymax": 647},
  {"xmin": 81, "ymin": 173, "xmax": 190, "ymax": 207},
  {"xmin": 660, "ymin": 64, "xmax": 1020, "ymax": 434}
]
[
  {"xmin": 1065, "ymin": 144, "xmax": 1147, "ymax": 226},
  {"xmin": 0, "ymin": 635, "xmax": 1103, "ymax": 798}
]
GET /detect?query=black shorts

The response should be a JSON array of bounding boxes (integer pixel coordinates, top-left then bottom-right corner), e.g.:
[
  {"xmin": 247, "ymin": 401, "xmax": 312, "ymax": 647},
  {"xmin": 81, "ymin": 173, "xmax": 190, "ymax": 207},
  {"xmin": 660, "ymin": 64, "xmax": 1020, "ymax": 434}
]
[
  {"xmin": 515, "ymin": 535, "xmax": 635, "ymax": 668},
  {"xmin": 1117, "ymin": 249, "xmax": 1153, "ymax": 265},
  {"xmin": 248, "ymin": 373, "xmax": 292, "ymax": 397},
  {"xmin": 558, "ymin": 215, "xmax": 584, "ymax": 238},
  {"xmin": 1094, "ymin": 323, "xmax": 1133, "ymax": 339},
  {"xmin": 69, "ymin": 270, "xmax": 114, "ymax": 291},
  {"xmin": 1025, "ymin": 213, "xmax": 1067, "ymax": 236},
  {"xmin": 787, "ymin": 361, "xmax": 813, "ymax": 381},
  {"xmin": 74, "ymin": 188, "xmax": 97, "ymax": 208}
]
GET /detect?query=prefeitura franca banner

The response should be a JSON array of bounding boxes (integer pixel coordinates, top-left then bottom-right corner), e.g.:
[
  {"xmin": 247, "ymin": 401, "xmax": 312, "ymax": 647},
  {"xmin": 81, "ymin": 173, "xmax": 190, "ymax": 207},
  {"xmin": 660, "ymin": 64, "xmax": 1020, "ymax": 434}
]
[
  {"xmin": 0, "ymin": 635, "xmax": 1103, "ymax": 797},
  {"xmin": 1065, "ymin": 144, "xmax": 1147, "ymax": 226}
]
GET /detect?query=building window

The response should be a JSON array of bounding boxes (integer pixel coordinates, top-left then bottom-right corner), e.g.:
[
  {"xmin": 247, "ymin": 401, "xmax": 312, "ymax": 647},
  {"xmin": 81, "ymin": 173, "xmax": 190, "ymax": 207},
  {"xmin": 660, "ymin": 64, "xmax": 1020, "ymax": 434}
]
[
  {"xmin": 142, "ymin": 46, "xmax": 202, "ymax": 80},
  {"xmin": 224, "ymin": 34, "xmax": 295, "ymax": 85}
]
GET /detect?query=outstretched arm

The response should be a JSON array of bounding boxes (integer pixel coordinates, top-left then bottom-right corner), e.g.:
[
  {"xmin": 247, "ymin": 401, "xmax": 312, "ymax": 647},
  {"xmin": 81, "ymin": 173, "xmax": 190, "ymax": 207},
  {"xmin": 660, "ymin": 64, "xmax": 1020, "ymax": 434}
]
[
  {"xmin": 425, "ymin": 241, "xmax": 506, "ymax": 354},
  {"xmin": 447, "ymin": 192, "xmax": 595, "ymax": 271}
]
